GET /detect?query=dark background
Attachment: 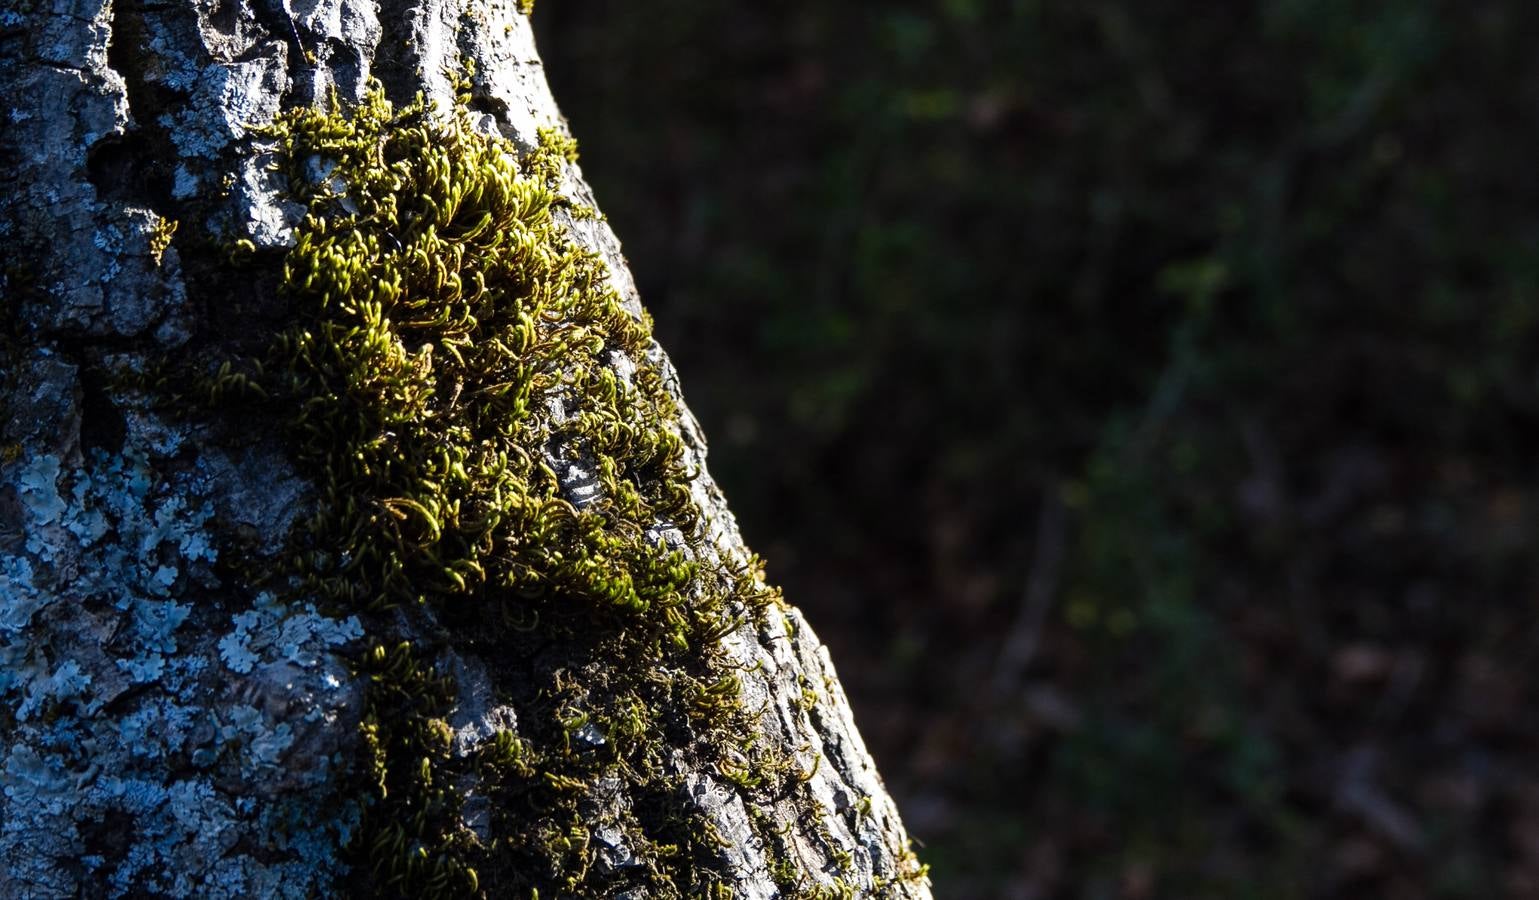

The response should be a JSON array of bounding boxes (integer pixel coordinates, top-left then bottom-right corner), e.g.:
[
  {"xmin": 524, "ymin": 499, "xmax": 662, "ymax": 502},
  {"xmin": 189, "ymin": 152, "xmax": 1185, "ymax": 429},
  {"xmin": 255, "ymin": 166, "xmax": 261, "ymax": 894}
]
[{"xmin": 533, "ymin": 3, "xmax": 1539, "ymax": 897}]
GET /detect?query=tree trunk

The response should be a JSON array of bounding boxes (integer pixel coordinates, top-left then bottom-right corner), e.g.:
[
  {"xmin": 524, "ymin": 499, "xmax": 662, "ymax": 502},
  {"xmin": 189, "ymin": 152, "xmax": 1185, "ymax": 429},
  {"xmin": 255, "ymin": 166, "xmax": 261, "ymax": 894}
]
[{"xmin": 0, "ymin": 1, "xmax": 930, "ymax": 897}]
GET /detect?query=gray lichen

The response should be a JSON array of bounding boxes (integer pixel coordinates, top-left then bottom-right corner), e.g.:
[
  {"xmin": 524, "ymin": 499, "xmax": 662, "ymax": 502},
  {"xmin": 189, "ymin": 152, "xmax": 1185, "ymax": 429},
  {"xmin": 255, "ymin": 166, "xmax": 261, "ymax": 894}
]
[{"xmin": 0, "ymin": 396, "xmax": 364, "ymax": 896}]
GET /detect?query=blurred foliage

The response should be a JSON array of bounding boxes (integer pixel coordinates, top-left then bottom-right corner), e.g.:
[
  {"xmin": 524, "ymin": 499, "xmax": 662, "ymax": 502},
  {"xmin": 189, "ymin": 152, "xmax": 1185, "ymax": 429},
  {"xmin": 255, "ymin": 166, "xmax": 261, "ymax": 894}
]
[{"xmin": 536, "ymin": 2, "xmax": 1539, "ymax": 897}]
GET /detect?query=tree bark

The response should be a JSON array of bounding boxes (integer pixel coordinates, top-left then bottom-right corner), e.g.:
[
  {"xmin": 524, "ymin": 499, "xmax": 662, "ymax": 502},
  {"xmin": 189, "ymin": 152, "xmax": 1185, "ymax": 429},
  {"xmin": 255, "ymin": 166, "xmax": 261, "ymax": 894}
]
[{"xmin": 0, "ymin": 1, "xmax": 929, "ymax": 897}]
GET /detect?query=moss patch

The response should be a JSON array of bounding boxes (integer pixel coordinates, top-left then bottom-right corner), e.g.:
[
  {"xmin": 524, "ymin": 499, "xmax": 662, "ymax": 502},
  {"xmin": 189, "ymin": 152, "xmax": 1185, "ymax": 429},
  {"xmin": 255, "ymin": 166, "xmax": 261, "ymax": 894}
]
[{"xmin": 255, "ymin": 83, "xmax": 799, "ymax": 896}]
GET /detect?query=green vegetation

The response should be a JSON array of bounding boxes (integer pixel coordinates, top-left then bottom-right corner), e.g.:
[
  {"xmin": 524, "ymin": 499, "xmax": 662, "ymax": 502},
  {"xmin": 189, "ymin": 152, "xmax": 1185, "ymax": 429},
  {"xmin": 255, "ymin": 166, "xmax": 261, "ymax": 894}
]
[{"xmin": 252, "ymin": 82, "xmax": 811, "ymax": 896}]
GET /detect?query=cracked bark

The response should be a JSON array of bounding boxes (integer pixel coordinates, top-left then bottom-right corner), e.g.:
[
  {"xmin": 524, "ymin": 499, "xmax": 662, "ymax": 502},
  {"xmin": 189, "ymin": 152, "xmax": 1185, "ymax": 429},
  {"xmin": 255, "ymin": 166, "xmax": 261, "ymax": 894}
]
[{"xmin": 0, "ymin": 0, "xmax": 930, "ymax": 896}]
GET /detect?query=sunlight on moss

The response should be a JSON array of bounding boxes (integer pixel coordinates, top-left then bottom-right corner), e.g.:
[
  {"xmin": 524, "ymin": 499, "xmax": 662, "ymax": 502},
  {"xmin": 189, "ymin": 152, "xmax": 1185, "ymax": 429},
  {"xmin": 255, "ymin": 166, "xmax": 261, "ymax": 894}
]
[{"xmin": 256, "ymin": 81, "xmax": 811, "ymax": 896}]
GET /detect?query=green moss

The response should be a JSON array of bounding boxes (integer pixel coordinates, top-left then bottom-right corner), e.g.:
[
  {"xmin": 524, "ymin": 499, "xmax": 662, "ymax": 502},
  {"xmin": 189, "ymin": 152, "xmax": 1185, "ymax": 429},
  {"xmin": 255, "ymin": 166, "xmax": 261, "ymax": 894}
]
[
  {"xmin": 253, "ymin": 83, "xmax": 808, "ymax": 896},
  {"xmin": 354, "ymin": 640, "xmax": 479, "ymax": 893}
]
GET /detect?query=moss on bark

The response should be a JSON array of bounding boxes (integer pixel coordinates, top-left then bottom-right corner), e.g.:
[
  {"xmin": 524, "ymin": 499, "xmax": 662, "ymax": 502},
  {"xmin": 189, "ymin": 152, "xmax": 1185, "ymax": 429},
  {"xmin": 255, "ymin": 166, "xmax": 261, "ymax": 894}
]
[{"xmin": 258, "ymin": 80, "xmax": 804, "ymax": 897}]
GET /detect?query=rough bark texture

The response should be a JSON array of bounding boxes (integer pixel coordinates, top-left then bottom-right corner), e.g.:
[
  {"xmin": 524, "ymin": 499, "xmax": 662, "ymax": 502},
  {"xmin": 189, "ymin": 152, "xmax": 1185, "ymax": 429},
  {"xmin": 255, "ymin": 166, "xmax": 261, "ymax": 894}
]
[{"xmin": 0, "ymin": 0, "xmax": 929, "ymax": 897}]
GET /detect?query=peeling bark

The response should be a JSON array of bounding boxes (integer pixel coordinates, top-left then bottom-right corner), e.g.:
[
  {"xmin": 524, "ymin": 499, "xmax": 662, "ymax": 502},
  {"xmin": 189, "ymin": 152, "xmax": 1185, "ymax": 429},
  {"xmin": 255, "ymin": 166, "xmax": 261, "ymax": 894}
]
[{"xmin": 0, "ymin": 1, "xmax": 930, "ymax": 896}]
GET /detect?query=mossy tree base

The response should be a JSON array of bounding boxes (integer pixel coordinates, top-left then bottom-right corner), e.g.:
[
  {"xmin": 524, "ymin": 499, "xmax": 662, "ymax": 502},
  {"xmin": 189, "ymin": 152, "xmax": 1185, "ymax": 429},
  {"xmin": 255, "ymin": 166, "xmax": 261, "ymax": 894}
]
[{"xmin": 0, "ymin": 0, "xmax": 929, "ymax": 897}]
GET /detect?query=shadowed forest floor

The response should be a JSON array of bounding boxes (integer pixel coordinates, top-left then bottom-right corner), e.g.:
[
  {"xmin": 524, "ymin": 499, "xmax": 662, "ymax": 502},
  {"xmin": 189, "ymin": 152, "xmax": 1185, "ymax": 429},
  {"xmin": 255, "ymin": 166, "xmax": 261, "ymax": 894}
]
[{"xmin": 536, "ymin": 3, "xmax": 1539, "ymax": 896}]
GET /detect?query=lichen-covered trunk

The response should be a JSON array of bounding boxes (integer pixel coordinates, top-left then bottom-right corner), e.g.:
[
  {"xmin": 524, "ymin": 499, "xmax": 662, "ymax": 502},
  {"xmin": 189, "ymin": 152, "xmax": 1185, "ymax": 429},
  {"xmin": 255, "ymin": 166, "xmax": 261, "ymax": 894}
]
[{"xmin": 0, "ymin": 1, "xmax": 930, "ymax": 897}]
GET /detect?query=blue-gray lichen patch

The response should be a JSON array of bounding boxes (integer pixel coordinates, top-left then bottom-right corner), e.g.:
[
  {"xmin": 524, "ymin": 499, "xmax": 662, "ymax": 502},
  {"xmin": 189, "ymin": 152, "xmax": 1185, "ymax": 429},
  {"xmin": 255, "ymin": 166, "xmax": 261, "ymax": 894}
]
[
  {"xmin": 0, "ymin": 397, "xmax": 363, "ymax": 897},
  {"xmin": 218, "ymin": 590, "xmax": 364, "ymax": 676}
]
